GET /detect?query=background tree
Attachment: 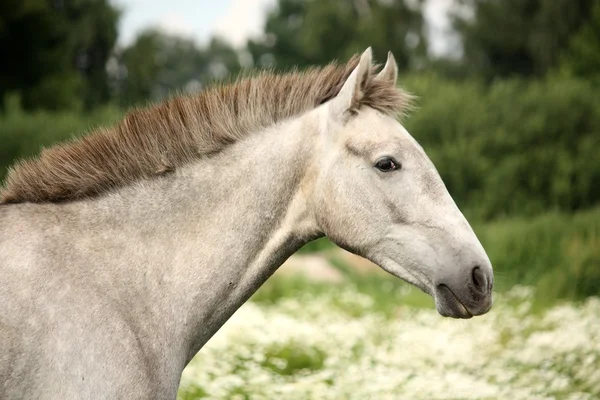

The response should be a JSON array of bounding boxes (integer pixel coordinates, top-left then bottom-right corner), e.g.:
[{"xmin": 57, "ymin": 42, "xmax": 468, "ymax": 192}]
[
  {"xmin": 452, "ymin": 0, "xmax": 596, "ymax": 80},
  {"xmin": 562, "ymin": 1, "xmax": 600, "ymax": 81},
  {"xmin": 69, "ymin": 0, "xmax": 120, "ymax": 108},
  {"xmin": 117, "ymin": 31, "xmax": 242, "ymax": 107},
  {"xmin": 247, "ymin": 0, "xmax": 427, "ymax": 70},
  {"xmin": 0, "ymin": 0, "xmax": 119, "ymax": 110}
]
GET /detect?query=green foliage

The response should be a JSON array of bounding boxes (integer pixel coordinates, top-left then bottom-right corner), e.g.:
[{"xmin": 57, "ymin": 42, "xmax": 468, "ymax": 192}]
[
  {"xmin": 402, "ymin": 74, "xmax": 600, "ymax": 219},
  {"xmin": 117, "ymin": 30, "xmax": 163, "ymax": 107},
  {"xmin": 452, "ymin": 0, "xmax": 597, "ymax": 79},
  {"xmin": 0, "ymin": 0, "xmax": 119, "ymax": 110},
  {"xmin": 247, "ymin": 0, "xmax": 427, "ymax": 70},
  {"xmin": 177, "ymin": 385, "xmax": 208, "ymax": 400},
  {"xmin": 474, "ymin": 207, "xmax": 600, "ymax": 303},
  {"xmin": 117, "ymin": 31, "xmax": 243, "ymax": 107},
  {"xmin": 298, "ymin": 237, "xmax": 333, "ymax": 253},
  {"xmin": 251, "ymin": 264, "xmax": 434, "ymax": 317},
  {"xmin": 261, "ymin": 341, "xmax": 327, "ymax": 375},
  {"xmin": 562, "ymin": 1, "xmax": 600, "ymax": 81}
]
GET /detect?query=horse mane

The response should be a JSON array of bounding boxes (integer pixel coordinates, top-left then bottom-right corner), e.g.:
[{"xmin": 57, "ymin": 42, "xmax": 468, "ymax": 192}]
[{"xmin": 0, "ymin": 55, "xmax": 413, "ymax": 204}]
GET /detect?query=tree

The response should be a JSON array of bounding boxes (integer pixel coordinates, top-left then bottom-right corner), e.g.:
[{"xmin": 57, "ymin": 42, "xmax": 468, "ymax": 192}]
[
  {"xmin": 563, "ymin": 1, "xmax": 600, "ymax": 81},
  {"xmin": 452, "ymin": 0, "xmax": 596, "ymax": 79},
  {"xmin": 117, "ymin": 31, "xmax": 243, "ymax": 107},
  {"xmin": 69, "ymin": 0, "xmax": 120, "ymax": 108},
  {"xmin": 0, "ymin": 0, "xmax": 119, "ymax": 110},
  {"xmin": 247, "ymin": 0, "xmax": 427, "ymax": 70}
]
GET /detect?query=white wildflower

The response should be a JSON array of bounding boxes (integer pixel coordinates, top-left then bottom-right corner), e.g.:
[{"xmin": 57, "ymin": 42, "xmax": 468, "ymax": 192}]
[{"xmin": 179, "ymin": 287, "xmax": 600, "ymax": 399}]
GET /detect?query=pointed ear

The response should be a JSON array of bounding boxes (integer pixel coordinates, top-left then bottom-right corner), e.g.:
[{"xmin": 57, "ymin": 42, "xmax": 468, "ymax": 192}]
[
  {"xmin": 329, "ymin": 47, "xmax": 373, "ymax": 119},
  {"xmin": 374, "ymin": 51, "xmax": 398, "ymax": 87}
]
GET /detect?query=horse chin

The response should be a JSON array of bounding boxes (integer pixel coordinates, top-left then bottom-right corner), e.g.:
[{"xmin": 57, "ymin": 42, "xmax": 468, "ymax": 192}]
[{"xmin": 434, "ymin": 284, "xmax": 474, "ymax": 319}]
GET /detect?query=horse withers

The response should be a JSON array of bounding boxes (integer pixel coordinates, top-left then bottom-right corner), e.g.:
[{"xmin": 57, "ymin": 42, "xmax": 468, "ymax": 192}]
[{"xmin": 0, "ymin": 48, "xmax": 492, "ymax": 399}]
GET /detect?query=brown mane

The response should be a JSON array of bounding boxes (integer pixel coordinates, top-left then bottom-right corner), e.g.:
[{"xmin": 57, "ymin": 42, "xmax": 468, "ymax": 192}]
[{"xmin": 1, "ymin": 55, "xmax": 413, "ymax": 204}]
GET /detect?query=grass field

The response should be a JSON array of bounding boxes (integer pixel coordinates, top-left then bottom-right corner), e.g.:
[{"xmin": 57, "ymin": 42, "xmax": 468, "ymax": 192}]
[{"xmin": 178, "ymin": 276, "xmax": 600, "ymax": 400}]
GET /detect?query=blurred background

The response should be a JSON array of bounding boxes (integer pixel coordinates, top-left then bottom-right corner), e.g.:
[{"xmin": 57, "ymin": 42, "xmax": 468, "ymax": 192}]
[{"xmin": 1, "ymin": 0, "xmax": 599, "ymax": 398}]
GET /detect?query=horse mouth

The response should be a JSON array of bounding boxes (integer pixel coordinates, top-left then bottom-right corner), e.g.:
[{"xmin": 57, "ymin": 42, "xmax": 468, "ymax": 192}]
[{"xmin": 435, "ymin": 284, "xmax": 473, "ymax": 319}]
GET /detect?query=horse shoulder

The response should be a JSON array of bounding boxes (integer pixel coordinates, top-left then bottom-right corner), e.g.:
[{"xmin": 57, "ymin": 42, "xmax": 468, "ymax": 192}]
[{"xmin": 0, "ymin": 205, "xmax": 174, "ymax": 399}]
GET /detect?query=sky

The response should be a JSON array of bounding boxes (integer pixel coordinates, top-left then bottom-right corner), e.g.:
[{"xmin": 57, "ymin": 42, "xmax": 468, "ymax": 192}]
[{"xmin": 110, "ymin": 0, "xmax": 454, "ymax": 56}]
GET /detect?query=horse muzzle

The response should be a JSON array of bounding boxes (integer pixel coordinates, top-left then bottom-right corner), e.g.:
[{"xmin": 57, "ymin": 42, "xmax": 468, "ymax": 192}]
[{"xmin": 433, "ymin": 266, "xmax": 494, "ymax": 319}]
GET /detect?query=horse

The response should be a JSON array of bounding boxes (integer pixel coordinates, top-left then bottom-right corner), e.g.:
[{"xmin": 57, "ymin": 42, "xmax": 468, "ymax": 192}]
[{"xmin": 0, "ymin": 48, "xmax": 493, "ymax": 399}]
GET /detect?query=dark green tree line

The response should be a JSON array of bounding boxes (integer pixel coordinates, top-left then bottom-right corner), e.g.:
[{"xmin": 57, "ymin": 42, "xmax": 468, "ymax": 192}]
[
  {"xmin": 116, "ymin": 31, "xmax": 243, "ymax": 107},
  {"xmin": 0, "ymin": 0, "xmax": 119, "ymax": 110},
  {"xmin": 451, "ymin": 0, "xmax": 598, "ymax": 80},
  {"xmin": 247, "ymin": 0, "xmax": 427, "ymax": 70}
]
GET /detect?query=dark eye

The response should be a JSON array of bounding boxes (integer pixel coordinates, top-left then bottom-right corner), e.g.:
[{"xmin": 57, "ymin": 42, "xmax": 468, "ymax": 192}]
[{"xmin": 375, "ymin": 157, "xmax": 400, "ymax": 172}]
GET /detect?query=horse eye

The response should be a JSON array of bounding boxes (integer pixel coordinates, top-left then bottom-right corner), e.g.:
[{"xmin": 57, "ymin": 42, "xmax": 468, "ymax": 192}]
[{"xmin": 375, "ymin": 158, "xmax": 400, "ymax": 172}]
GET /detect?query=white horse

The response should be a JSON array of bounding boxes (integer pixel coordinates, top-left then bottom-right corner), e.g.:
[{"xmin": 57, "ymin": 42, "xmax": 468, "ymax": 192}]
[{"xmin": 0, "ymin": 48, "xmax": 493, "ymax": 399}]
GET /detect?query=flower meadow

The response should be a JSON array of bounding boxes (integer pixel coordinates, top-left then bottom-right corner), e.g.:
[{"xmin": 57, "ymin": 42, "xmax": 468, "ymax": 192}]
[{"xmin": 178, "ymin": 285, "xmax": 600, "ymax": 400}]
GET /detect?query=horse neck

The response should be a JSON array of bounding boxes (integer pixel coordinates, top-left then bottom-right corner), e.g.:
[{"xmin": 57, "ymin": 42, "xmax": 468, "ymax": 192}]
[{"xmin": 66, "ymin": 110, "xmax": 323, "ymax": 367}]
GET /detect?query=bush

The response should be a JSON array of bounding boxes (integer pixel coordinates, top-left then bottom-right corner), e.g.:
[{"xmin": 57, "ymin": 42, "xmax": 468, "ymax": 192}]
[{"xmin": 474, "ymin": 207, "xmax": 600, "ymax": 302}]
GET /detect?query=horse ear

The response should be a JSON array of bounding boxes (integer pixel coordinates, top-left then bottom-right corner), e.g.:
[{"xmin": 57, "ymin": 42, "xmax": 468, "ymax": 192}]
[
  {"xmin": 329, "ymin": 47, "xmax": 373, "ymax": 120},
  {"xmin": 375, "ymin": 51, "xmax": 398, "ymax": 87}
]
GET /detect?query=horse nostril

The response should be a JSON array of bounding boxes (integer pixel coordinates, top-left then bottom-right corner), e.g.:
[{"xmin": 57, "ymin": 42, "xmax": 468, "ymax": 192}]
[{"xmin": 471, "ymin": 266, "xmax": 487, "ymax": 293}]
